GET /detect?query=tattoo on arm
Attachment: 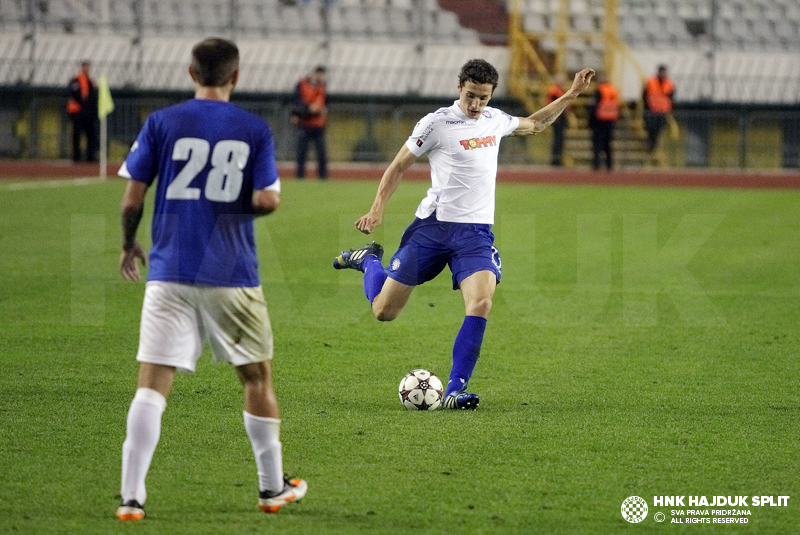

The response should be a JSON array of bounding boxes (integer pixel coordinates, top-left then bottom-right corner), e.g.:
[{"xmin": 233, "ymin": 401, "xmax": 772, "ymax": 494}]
[
  {"xmin": 121, "ymin": 205, "xmax": 143, "ymax": 250},
  {"xmin": 537, "ymin": 107, "xmax": 564, "ymax": 128}
]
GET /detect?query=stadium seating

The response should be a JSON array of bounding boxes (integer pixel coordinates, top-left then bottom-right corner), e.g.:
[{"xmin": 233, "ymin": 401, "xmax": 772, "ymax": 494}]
[
  {"xmin": 520, "ymin": 0, "xmax": 800, "ymax": 52},
  {"xmin": 1, "ymin": 0, "xmax": 799, "ymax": 102}
]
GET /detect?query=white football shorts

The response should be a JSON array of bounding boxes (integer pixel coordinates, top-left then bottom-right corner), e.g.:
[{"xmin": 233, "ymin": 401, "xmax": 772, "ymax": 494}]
[{"xmin": 136, "ymin": 281, "xmax": 273, "ymax": 372}]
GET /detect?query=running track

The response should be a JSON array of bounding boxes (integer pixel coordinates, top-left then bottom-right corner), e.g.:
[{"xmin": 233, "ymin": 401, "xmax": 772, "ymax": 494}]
[{"xmin": 1, "ymin": 159, "xmax": 799, "ymax": 189}]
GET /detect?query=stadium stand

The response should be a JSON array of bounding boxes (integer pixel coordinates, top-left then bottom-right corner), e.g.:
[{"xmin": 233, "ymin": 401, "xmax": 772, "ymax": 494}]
[
  {"xmin": 0, "ymin": 0, "xmax": 799, "ymax": 103},
  {"xmin": 0, "ymin": 0, "xmax": 493, "ymax": 95},
  {"xmin": 514, "ymin": 0, "xmax": 800, "ymax": 103}
]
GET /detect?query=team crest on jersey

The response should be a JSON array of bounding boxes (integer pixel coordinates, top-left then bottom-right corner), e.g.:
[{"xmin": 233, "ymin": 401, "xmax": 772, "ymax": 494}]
[
  {"xmin": 482, "ymin": 110, "xmax": 493, "ymax": 118},
  {"xmin": 459, "ymin": 136, "xmax": 496, "ymax": 150}
]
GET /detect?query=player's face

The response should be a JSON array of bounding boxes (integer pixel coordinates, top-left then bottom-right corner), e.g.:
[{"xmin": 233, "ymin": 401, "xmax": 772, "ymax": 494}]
[{"xmin": 457, "ymin": 81, "xmax": 493, "ymax": 119}]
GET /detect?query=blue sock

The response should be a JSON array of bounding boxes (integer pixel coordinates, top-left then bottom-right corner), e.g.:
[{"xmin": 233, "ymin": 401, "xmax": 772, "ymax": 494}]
[
  {"xmin": 445, "ymin": 316, "xmax": 487, "ymax": 397},
  {"xmin": 362, "ymin": 255, "xmax": 387, "ymax": 304}
]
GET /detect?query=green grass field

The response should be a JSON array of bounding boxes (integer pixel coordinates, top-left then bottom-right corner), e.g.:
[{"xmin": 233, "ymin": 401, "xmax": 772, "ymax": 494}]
[{"xmin": 1, "ymin": 177, "xmax": 799, "ymax": 534}]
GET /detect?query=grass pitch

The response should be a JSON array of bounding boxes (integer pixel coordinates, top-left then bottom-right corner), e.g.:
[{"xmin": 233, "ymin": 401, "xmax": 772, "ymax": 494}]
[{"xmin": 1, "ymin": 176, "xmax": 799, "ymax": 534}]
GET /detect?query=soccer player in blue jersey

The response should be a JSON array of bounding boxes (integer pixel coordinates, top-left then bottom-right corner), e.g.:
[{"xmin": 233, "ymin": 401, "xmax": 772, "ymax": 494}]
[
  {"xmin": 115, "ymin": 38, "xmax": 306, "ymax": 521},
  {"xmin": 334, "ymin": 60, "xmax": 594, "ymax": 410}
]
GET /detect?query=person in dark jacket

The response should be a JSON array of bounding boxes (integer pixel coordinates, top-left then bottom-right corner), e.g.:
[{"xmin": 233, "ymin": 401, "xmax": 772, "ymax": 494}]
[
  {"xmin": 66, "ymin": 61, "xmax": 99, "ymax": 162},
  {"xmin": 291, "ymin": 66, "xmax": 328, "ymax": 179}
]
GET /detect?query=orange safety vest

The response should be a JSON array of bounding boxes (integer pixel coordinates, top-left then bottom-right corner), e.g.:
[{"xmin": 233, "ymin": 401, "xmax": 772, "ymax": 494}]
[
  {"xmin": 66, "ymin": 71, "xmax": 91, "ymax": 115},
  {"xmin": 297, "ymin": 78, "xmax": 327, "ymax": 129},
  {"xmin": 545, "ymin": 83, "xmax": 564, "ymax": 104},
  {"xmin": 545, "ymin": 83, "xmax": 571, "ymax": 114},
  {"xmin": 595, "ymin": 83, "xmax": 620, "ymax": 121},
  {"xmin": 645, "ymin": 76, "xmax": 674, "ymax": 114}
]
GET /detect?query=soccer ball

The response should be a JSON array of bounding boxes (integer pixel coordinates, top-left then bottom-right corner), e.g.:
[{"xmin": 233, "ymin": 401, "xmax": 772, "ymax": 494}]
[{"xmin": 398, "ymin": 369, "xmax": 443, "ymax": 410}]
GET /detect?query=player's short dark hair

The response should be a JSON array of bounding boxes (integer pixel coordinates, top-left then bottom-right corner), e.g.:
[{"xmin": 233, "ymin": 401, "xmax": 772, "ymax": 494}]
[
  {"xmin": 191, "ymin": 38, "xmax": 239, "ymax": 87},
  {"xmin": 458, "ymin": 59, "xmax": 499, "ymax": 91}
]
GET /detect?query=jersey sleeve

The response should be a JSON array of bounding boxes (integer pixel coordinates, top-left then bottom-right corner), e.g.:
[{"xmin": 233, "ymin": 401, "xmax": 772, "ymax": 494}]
[
  {"xmin": 251, "ymin": 121, "xmax": 280, "ymax": 192},
  {"xmin": 499, "ymin": 110, "xmax": 520, "ymax": 138},
  {"xmin": 118, "ymin": 115, "xmax": 159, "ymax": 184},
  {"xmin": 405, "ymin": 112, "xmax": 440, "ymax": 156}
]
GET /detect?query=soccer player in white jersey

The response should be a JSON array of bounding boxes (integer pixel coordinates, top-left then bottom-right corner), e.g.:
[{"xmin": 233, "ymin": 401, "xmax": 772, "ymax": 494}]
[
  {"xmin": 335, "ymin": 59, "xmax": 594, "ymax": 409},
  {"xmin": 115, "ymin": 38, "xmax": 306, "ymax": 521}
]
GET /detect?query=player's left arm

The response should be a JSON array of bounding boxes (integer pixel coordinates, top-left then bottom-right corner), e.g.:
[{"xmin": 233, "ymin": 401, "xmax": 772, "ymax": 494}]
[
  {"xmin": 512, "ymin": 68, "xmax": 595, "ymax": 136},
  {"xmin": 119, "ymin": 179, "xmax": 148, "ymax": 281},
  {"xmin": 252, "ymin": 189, "xmax": 280, "ymax": 216}
]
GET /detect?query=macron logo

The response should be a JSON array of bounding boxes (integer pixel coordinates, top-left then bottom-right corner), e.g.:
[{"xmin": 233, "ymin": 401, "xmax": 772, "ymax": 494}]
[{"xmin": 459, "ymin": 136, "xmax": 496, "ymax": 150}]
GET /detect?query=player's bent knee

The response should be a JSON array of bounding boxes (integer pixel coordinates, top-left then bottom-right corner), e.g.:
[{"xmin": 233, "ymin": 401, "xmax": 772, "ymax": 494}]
[
  {"xmin": 467, "ymin": 297, "xmax": 493, "ymax": 318},
  {"xmin": 372, "ymin": 301, "xmax": 401, "ymax": 322}
]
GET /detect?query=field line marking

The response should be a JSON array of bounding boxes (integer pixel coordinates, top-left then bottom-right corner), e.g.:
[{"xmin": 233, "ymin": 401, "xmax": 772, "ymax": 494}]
[{"xmin": 0, "ymin": 177, "xmax": 109, "ymax": 191}]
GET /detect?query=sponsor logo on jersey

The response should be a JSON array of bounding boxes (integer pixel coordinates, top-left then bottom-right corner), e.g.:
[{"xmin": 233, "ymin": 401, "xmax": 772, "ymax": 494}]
[
  {"xmin": 459, "ymin": 136, "xmax": 496, "ymax": 150},
  {"xmin": 416, "ymin": 139, "xmax": 423, "ymax": 147},
  {"xmin": 446, "ymin": 120, "xmax": 466, "ymax": 125},
  {"xmin": 417, "ymin": 123, "xmax": 434, "ymax": 144}
]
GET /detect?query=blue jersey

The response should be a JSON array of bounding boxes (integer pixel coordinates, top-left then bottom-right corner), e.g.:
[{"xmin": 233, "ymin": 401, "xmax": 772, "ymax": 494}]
[{"xmin": 119, "ymin": 99, "xmax": 280, "ymax": 287}]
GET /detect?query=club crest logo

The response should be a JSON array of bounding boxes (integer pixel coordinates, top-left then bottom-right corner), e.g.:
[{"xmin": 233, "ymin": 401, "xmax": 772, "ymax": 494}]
[{"xmin": 621, "ymin": 496, "xmax": 648, "ymax": 523}]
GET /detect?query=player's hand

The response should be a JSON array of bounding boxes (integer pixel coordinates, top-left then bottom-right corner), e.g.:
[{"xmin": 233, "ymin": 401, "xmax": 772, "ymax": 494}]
[
  {"xmin": 570, "ymin": 68, "xmax": 595, "ymax": 95},
  {"xmin": 355, "ymin": 212, "xmax": 382, "ymax": 234},
  {"xmin": 119, "ymin": 242, "xmax": 147, "ymax": 281}
]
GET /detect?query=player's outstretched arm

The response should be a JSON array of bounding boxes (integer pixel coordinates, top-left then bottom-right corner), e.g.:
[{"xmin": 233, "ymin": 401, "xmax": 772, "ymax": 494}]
[
  {"xmin": 513, "ymin": 68, "xmax": 595, "ymax": 136},
  {"xmin": 355, "ymin": 144, "xmax": 417, "ymax": 234},
  {"xmin": 119, "ymin": 180, "xmax": 148, "ymax": 281}
]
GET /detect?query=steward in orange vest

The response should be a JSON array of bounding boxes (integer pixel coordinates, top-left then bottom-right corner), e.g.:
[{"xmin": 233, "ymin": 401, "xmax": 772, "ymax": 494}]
[
  {"xmin": 545, "ymin": 73, "xmax": 570, "ymax": 166},
  {"xmin": 589, "ymin": 77, "xmax": 619, "ymax": 171},
  {"xmin": 67, "ymin": 61, "xmax": 99, "ymax": 162},
  {"xmin": 291, "ymin": 66, "xmax": 328, "ymax": 179},
  {"xmin": 643, "ymin": 65, "xmax": 675, "ymax": 153}
]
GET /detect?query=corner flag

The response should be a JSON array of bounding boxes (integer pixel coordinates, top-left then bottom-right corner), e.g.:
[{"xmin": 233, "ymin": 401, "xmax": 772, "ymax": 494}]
[
  {"xmin": 98, "ymin": 74, "xmax": 114, "ymax": 178},
  {"xmin": 98, "ymin": 74, "xmax": 114, "ymax": 118}
]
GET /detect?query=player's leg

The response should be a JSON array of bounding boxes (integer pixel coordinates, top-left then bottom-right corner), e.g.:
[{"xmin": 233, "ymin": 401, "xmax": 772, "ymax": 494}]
[
  {"xmin": 371, "ymin": 277, "xmax": 415, "ymax": 321},
  {"xmin": 445, "ymin": 227, "xmax": 501, "ymax": 410},
  {"xmin": 118, "ymin": 282, "xmax": 203, "ymax": 521},
  {"xmin": 234, "ymin": 360, "xmax": 305, "ymax": 512},
  {"xmin": 335, "ymin": 216, "xmax": 447, "ymax": 321},
  {"xmin": 200, "ymin": 286, "xmax": 306, "ymax": 513},
  {"xmin": 118, "ymin": 362, "xmax": 175, "ymax": 521},
  {"xmin": 334, "ymin": 242, "xmax": 415, "ymax": 321},
  {"xmin": 442, "ymin": 270, "xmax": 496, "ymax": 410}
]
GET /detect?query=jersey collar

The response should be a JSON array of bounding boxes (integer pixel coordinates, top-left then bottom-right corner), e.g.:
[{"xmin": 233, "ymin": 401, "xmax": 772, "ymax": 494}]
[{"xmin": 452, "ymin": 100, "xmax": 481, "ymax": 123}]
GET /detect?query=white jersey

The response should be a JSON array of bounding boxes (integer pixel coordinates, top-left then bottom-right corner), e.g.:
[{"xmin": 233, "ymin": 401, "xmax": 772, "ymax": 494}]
[{"xmin": 406, "ymin": 101, "xmax": 520, "ymax": 224}]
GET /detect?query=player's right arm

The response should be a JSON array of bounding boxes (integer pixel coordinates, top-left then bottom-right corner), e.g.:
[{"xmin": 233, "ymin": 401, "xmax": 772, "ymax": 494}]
[
  {"xmin": 119, "ymin": 179, "xmax": 148, "ymax": 281},
  {"xmin": 355, "ymin": 144, "xmax": 417, "ymax": 234},
  {"xmin": 514, "ymin": 68, "xmax": 594, "ymax": 136}
]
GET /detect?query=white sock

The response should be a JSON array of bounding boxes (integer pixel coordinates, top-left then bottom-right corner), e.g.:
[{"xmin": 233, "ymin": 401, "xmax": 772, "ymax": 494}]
[
  {"xmin": 243, "ymin": 411, "xmax": 283, "ymax": 494},
  {"xmin": 120, "ymin": 388, "xmax": 166, "ymax": 505}
]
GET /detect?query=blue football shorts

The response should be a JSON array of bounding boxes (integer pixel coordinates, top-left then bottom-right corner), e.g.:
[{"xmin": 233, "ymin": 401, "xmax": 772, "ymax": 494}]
[{"xmin": 386, "ymin": 214, "xmax": 502, "ymax": 290}]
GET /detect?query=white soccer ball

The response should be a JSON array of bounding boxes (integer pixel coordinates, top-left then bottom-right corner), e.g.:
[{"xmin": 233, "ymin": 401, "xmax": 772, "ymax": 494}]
[{"xmin": 398, "ymin": 369, "xmax": 443, "ymax": 410}]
